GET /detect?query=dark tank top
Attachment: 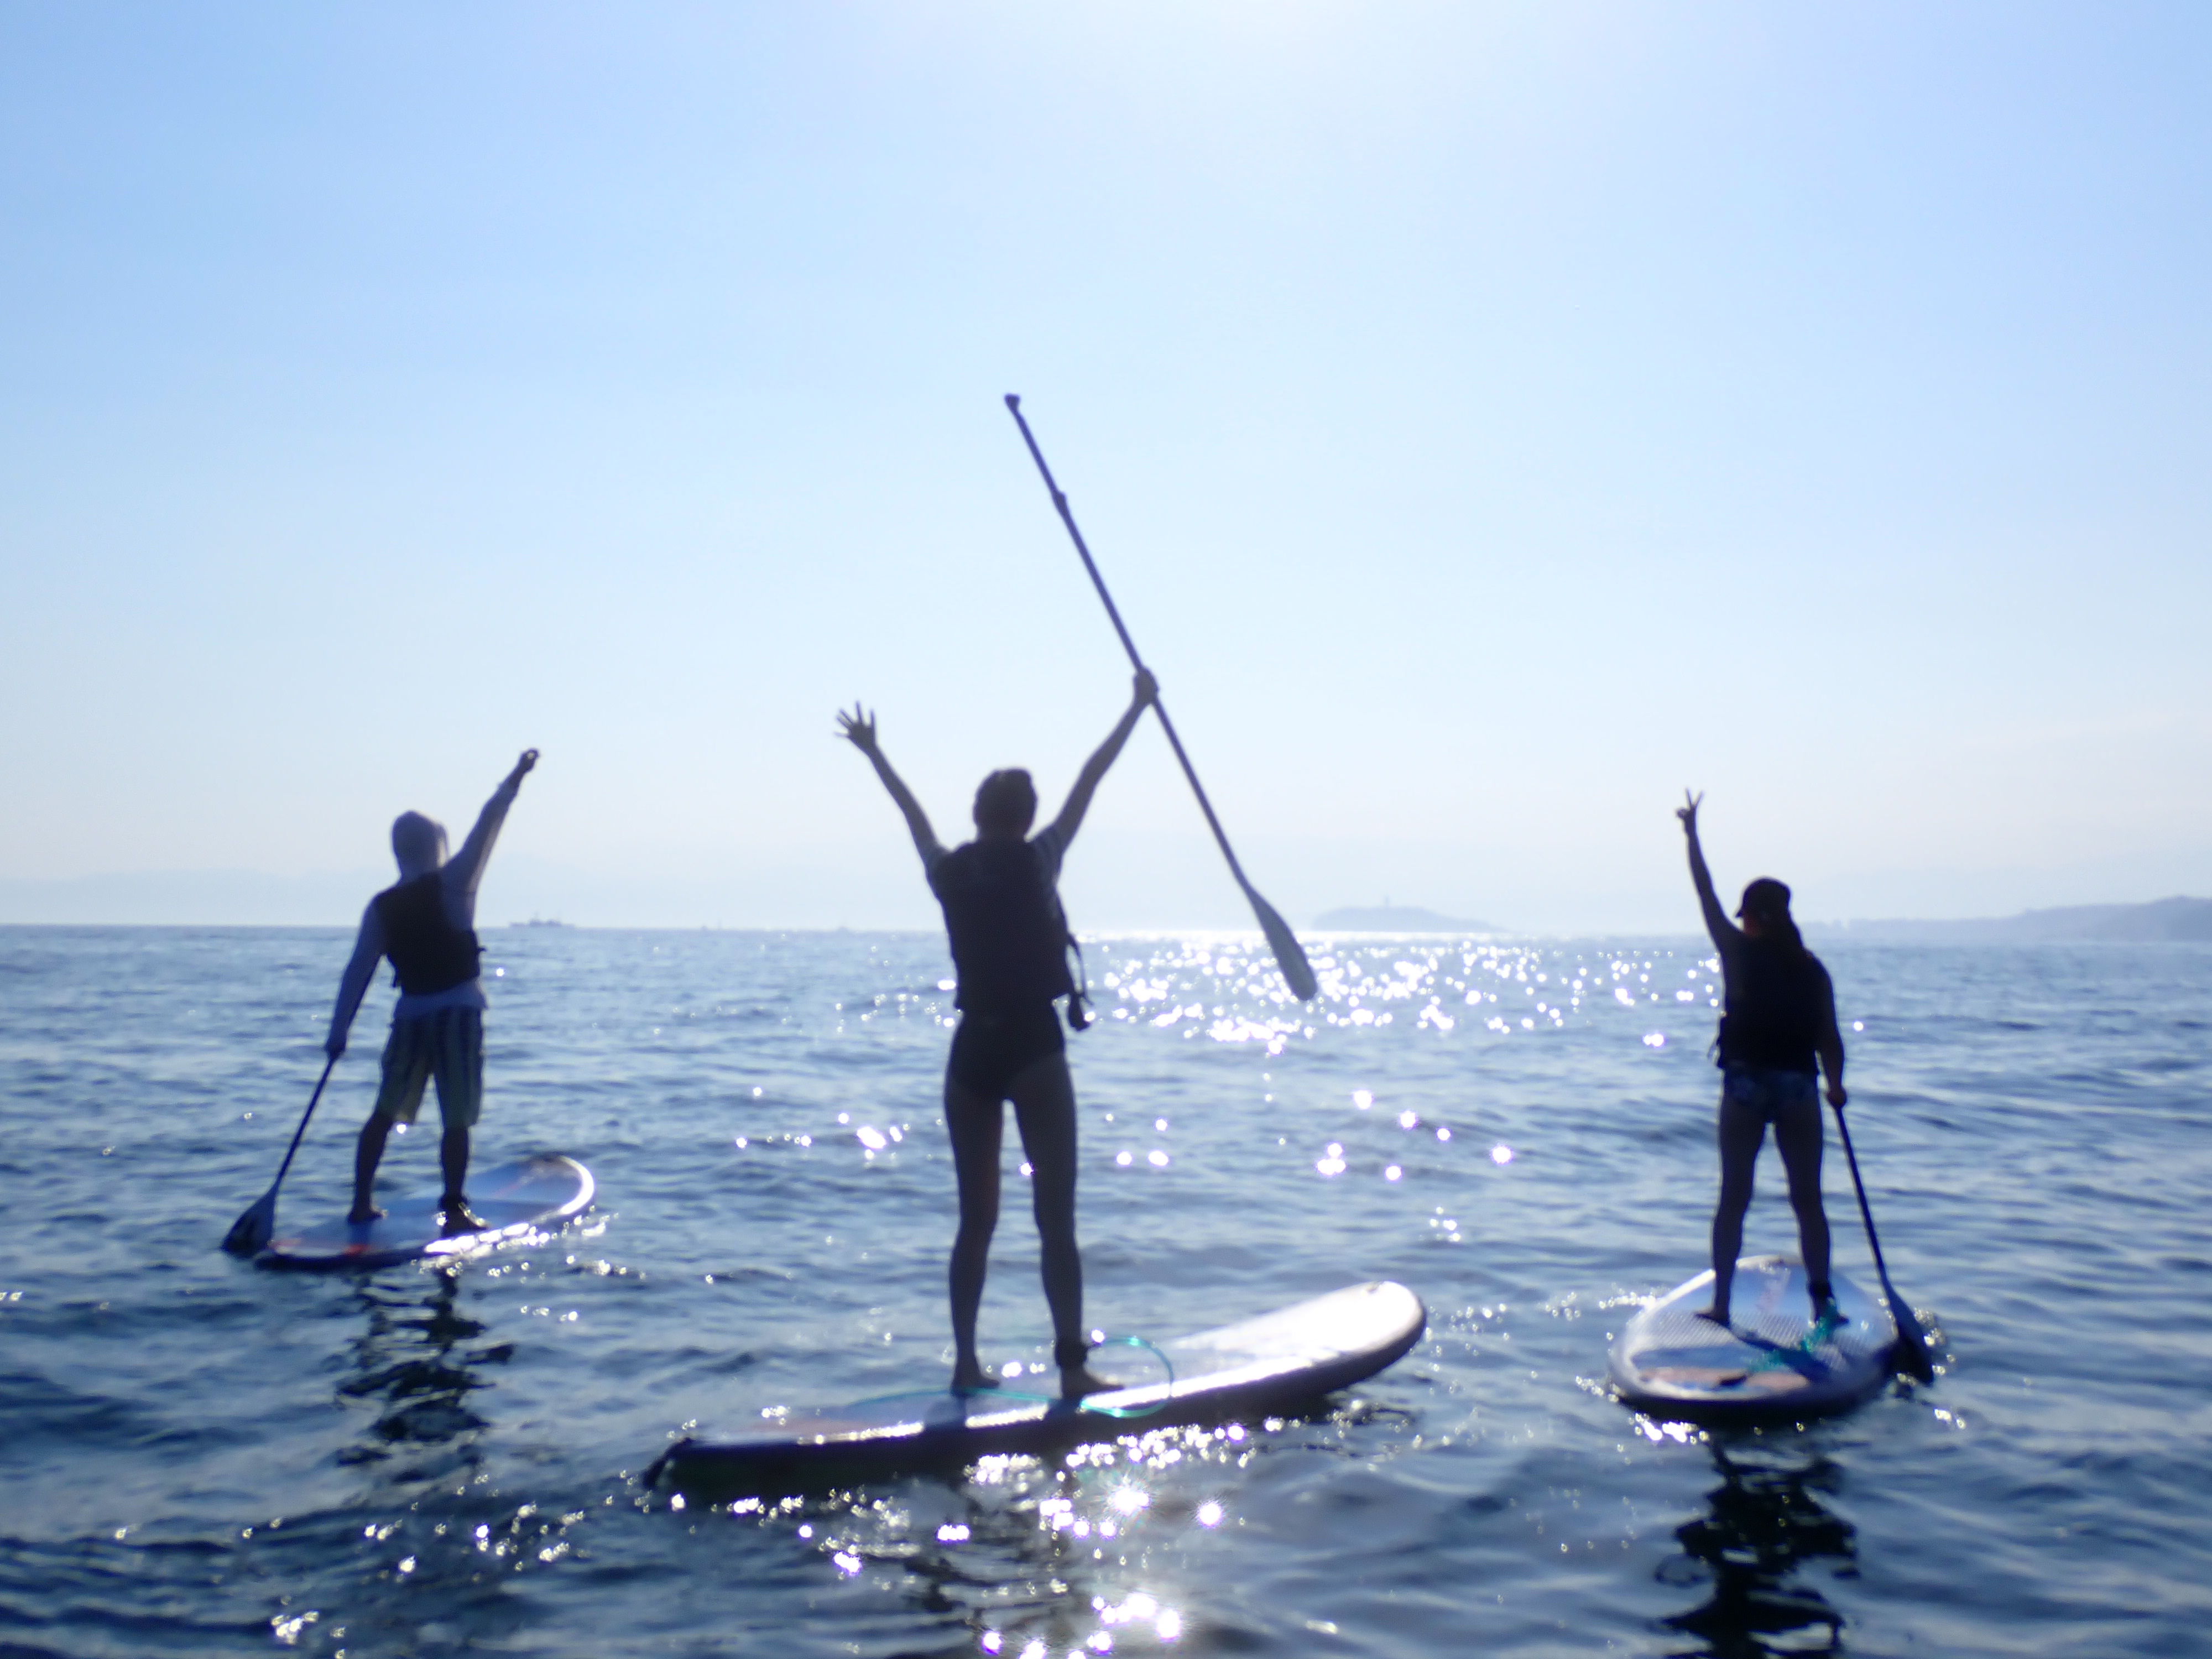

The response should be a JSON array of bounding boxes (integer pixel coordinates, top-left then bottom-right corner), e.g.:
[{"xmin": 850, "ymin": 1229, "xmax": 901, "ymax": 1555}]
[
  {"xmin": 929, "ymin": 837, "xmax": 1074, "ymax": 1014},
  {"xmin": 1716, "ymin": 938, "xmax": 1832, "ymax": 1074},
  {"xmin": 373, "ymin": 873, "xmax": 482, "ymax": 997}
]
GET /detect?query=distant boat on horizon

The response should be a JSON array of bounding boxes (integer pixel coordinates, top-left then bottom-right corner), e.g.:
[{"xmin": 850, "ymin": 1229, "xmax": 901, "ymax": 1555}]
[{"xmin": 510, "ymin": 916, "xmax": 573, "ymax": 928}]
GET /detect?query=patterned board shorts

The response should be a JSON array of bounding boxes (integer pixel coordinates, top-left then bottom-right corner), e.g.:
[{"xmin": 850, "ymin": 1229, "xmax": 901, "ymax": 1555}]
[{"xmin": 373, "ymin": 1007, "xmax": 484, "ymax": 1130}]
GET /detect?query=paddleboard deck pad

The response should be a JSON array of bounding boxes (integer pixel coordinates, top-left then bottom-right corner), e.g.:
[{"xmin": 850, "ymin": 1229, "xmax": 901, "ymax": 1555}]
[
  {"xmin": 257, "ymin": 1154, "xmax": 594, "ymax": 1271},
  {"xmin": 651, "ymin": 1280, "xmax": 1426, "ymax": 1494},
  {"xmin": 1608, "ymin": 1255, "xmax": 1897, "ymax": 1420}
]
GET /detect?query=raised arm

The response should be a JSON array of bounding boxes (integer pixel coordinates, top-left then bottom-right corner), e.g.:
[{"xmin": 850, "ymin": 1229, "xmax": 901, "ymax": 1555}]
[
  {"xmin": 1046, "ymin": 670, "xmax": 1157, "ymax": 849},
  {"xmin": 837, "ymin": 706, "xmax": 944, "ymax": 868},
  {"xmin": 1677, "ymin": 790, "xmax": 1738, "ymax": 950},
  {"xmin": 325, "ymin": 902, "xmax": 387, "ymax": 1060},
  {"xmin": 448, "ymin": 749, "xmax": 539, "ymax": 899}
]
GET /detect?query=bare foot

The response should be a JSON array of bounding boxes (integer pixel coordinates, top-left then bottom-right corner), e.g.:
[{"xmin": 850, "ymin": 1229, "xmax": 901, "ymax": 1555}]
[
  {"xmin": 438, "ymin": 1200, "xmax": 490, "ymax": 1237},
  {"xmin": 1694, "ymin": 1307, "xmax": 1733, "ymax": 1329},
  {"xmin": 951, "ymin": 1368, "xmax": 1003, "ymax": 1396},
  {"xmin": 347, "ymin": 1204, "xmax": 386, "ymax": 1227},
  {"xmin": 1060, "ymin": 1364, "xmax": 1121, "ymax": 1400}
]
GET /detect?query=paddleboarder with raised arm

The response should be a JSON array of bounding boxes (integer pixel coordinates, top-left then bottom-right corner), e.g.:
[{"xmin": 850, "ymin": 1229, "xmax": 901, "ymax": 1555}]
[
  {"xmin": 326, "ymin": 749, "xmax": 538, "ymax": 1237},
  {"xmin": 839, "ymin": 672, "xmax": 1155, "ymax": 1399},
  {"xmin": 1677, "ymin": 790, "xmax": 1846, "ymax": 1328}
]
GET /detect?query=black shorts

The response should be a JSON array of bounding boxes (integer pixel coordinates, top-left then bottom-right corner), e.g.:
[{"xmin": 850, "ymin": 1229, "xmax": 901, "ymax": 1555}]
[
  {"xmin": 947, "ymin": 1003, "xmax": 1066, "ymax": 1100},
  {"xmin": 1721, "ymin": 1065, "xmax": 1819, "ymax": 1124}
]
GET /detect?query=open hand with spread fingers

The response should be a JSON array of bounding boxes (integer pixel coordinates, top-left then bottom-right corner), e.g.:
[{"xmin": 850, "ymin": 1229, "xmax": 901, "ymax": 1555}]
[{"xmin": 836, "ymin": 705, "xmax": 879, "ymax": 755}]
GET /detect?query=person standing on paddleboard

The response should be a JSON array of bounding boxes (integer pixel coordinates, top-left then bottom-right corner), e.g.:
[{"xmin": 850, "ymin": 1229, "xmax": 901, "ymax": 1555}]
[
  {"xmin": 839, "ymin": 672, "xmax": 1156, "ymax": 1399},
  {"xmin": 1677, "ymin": 790, "xmax": 1846, "ymax": 1328},
  {"xmin": 326, "ymin": 749, "xmax": 539, "ymax": 1237}
]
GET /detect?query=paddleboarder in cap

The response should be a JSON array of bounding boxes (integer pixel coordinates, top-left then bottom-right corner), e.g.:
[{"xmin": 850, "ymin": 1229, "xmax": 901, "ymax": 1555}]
[
  {"xmin": 839, "ymin": 672, "xmax": 1155, "ymax": 1398},
  {"xmin": 327, "ymin": 749, "xmax": 538, "ymax": 1236},
  {"xmin": 1677, "ymin": 790, "xmax": 1846, "ymax": 1327}
]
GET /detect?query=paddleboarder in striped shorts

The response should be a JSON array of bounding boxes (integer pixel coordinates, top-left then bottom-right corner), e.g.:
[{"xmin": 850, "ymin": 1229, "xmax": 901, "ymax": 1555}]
[
  {"xmin": 839, "ymin": 672, "xmax": 1155, "ymax": 1399},
  {"xmin": 326, "ymin": 749, "xmax": 538, "ymax": 1236}
]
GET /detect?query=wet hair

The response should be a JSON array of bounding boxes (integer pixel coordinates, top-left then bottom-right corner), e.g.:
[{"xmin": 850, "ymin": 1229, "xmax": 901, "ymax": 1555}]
[
  {"xmin": 972, "ymin": 769, "xmax": 1038, "ymax": 836},
  {"xmin": 1739, "ymin": 877, "xmax": 1806, "ymax": 958},
  {"xmin": 390, "ymin": 811, "xmax": 448, "ymax": 873}
]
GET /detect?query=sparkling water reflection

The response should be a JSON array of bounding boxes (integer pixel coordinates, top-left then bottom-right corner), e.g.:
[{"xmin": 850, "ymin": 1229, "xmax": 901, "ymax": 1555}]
[{"xmin": 1, "ymin": 926, "xmax": 2208, "ymax": 1655}]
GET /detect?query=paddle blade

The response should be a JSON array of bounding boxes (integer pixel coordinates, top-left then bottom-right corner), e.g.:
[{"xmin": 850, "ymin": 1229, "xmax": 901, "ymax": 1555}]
[
  {"xmin": 1242, "ymin": 884, "xmax": 1318, "ymax": 1001},
  {"xmin": 1887, "ymin": 1297, "xmax": 1937, "ymax": 1383},
  {"xmin": 222, "ymin": 1191, "xmax": 275, "ymax": 1257}
]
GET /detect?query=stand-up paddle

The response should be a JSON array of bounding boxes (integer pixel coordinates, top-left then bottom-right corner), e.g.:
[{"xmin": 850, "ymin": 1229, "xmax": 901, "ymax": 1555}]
[
  {"xmin": 1004, "ymin": 394, "xmax": 1317, "ymax": 1001},
  {"xmin": 222, "ymin": 1054, "xmax": 337, "ymax": 1256},
  {"xmin": 1831, "ymin": 1104, "xmax": 1936, "ymax": 1383}
]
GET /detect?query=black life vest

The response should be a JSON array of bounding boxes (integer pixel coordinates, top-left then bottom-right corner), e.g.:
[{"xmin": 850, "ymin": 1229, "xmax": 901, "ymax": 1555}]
[
  {"xmin": 1716, "ymin": 940, "xmax": 1828, "ymax": 1073},
  {"xmin": 374, "ymin": 873, "xmax": 482, "ymax": 997},
  {"xmin": 931, "ymin": 838, "xmax": 1079, "ymax": 1018}
]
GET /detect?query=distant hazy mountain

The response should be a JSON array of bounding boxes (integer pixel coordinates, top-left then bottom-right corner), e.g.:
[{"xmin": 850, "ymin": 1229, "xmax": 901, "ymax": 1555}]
[
  {"xmin": 1817, "ymin": 895, "xmax": 2212, "ymax": 943},
  {"xmin": 1314, "ymin": 904, "xmax": 1500, "ymax": 933}
]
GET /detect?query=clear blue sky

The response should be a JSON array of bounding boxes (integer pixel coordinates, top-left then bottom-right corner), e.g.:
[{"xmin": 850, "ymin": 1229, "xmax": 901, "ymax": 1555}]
[{"xmin": 3, "ymin": 3, "xmax": 2207, "ymax": 931}]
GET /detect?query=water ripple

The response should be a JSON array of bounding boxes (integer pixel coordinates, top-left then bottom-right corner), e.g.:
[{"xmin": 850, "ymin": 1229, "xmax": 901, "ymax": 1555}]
[{"xmin": 1, "ymin": 926, "xmax": 2208, "ymax": 1655}]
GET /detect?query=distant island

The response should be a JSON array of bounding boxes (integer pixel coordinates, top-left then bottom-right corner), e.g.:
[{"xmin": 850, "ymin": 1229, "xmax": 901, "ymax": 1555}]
[
  {"xmin": 1817, "ymin": 895, "xmax": 2212, "ymax": 943},
  {"xmin": 1313, "ymin": 904, "xmax": 1500, "ymax": 933}
]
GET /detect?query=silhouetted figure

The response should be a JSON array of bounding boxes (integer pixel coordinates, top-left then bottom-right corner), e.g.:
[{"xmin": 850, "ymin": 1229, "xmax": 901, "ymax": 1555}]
[
  {"xmin": 839, "ymin": 672, "xmax": 1156, "ymax": 1399},
  {"xmin": 327, "ymin": 750, "xmax": 538, "ymax": 1237},
  {"xmin": 1677, "ymin": 791, "xmax": 1845, "ymax": 1327}
]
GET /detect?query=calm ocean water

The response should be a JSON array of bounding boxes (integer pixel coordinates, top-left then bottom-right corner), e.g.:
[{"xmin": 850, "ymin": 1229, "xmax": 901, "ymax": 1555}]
[{"xmin": 2, "ymin": 924, "xmax": 2208, "ymax": 1657}]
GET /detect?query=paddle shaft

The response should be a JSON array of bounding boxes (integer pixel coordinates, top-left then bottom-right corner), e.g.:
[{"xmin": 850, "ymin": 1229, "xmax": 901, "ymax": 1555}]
[
  {"xmin": 1002, "ymin": 396, "xmax": 1260, "ymax": 898},
  {"xmin": 1832, "ymin": 1103, "xmax": 1936, "ymax": 1380},
  {"xmin": 272, "ymin": 1054, "xmax": 340, "ymax": 1192}
]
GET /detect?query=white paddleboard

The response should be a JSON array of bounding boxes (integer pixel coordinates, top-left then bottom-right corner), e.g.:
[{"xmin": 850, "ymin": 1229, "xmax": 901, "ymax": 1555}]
[
  {"xmin": 652, "ymin": 1279, "xmax": 1426, "ymax": 1493},
  {"xmin": 1608, "ymin": 1254, "xmax": 1896, "ymax": 1419},
  {"xmin": 257, "ymin": 1154, "xmax": 594, "ymax": 1271}
]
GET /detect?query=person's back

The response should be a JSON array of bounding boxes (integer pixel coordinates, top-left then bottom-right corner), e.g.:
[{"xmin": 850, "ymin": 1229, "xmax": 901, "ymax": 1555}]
[
  {"xmin": 930, "ymin": 830, "xmax": 1075, "ymax": 1016},
  {"xmin": 374, "ymin": 871, "xmax": 483, "ymax": 1000},
  {"xmin": 1715, "ymin": 934, "xmax": 1834, "ymax": 1075}
]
